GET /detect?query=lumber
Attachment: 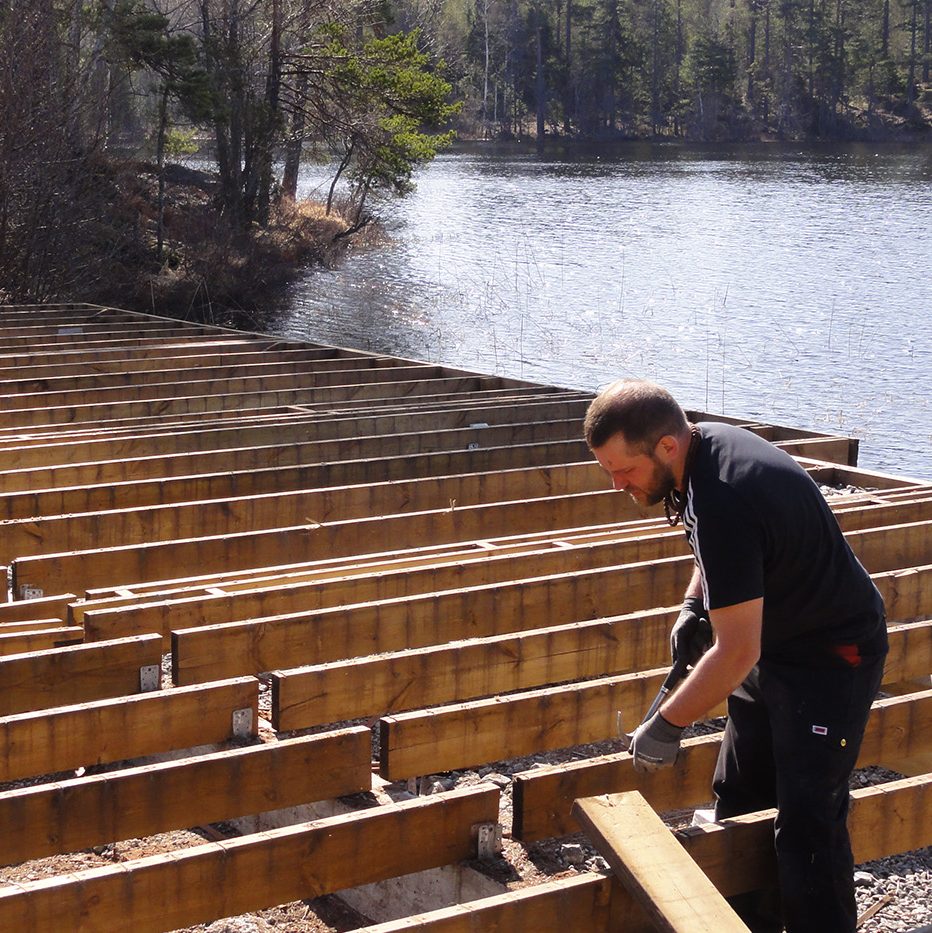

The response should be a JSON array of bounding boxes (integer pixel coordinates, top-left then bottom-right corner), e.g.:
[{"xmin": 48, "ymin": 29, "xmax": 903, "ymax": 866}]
[
  {"xmin": 0, "ymin": 627, "xmax": 83, "ymax": 655},
  {"xmin": 174, "ymin": 557, "xmax": 930, "ymax": 689},
  {"xmin": 379, "ymin": 668, "xmax": 670, "ymax": 781},
  {"xmin": 0, "ymin": 374, "xmax": 509, "ymax": 427},
  {"xmin": 0, "ymin": 729, "xmax": 372, "ymax": 865},
  {"xmin": 0, "ymin": 634, "xmax": 163, "ymax": 715},
  {"xmin": 0, "ymin": 386, "xmax": 577, "ymax": 440},
  {"xmin": 357, "ymin": 873, "xmax": 637, "ymax": 933},
  {"xmin": 0, "ymin": 395, "xmax": 590, "ymax": 471},
  {"xmin": 171, "ymin": 556, "xmax": 691, "ymax": 685},
  {"xmin": 573, "ymin": 791, "xmax": 748, "ymax": 932},
  {"xmin": 360, "ymin": 774, "xmax": 932, "ymax": 933},
  {"xmin": 12, "ymin": 487, "xmax": 643, "ymax": 597},
  {"xmin": 512, "ymin": 684, "xmax": 932, "ymax": 843},
  {"xmin": 0, "ymin": 353, "xmax": 404, "ymax": 394},
  {"xmin": 0, "ymin": 448, "xmax": 605, "ymax": 565},
  {"xmin": 0, "ymin": 677, "xmax": 258, "ymax": 783},
  {"xmin": 0, "ymin": 593, "xmax": 77, "ymax": 622},
  {"xmin": 378, "ymin": 620, "xmax": 932, "ymax": 782},
  {"xmin": 271, "ymin": 607, "xmax": 680, "ymax": 730},
  {"xmin": 677, "ymin": 774, "xmax": 932, "ymax": 898},
  {"xmin": 0, "ymin": 430, "xmax": 590, "ymax": 519},
  {"xmin": 0, "ymin": 362, "xmax": 457, "ymax": 411},
  {"xmin": 111, "ymin": 527, "xmax": 677, "ymax": 649},
  {"xmin": 0, "ymin": 784, "xmax": 501, "ymax": 933}
]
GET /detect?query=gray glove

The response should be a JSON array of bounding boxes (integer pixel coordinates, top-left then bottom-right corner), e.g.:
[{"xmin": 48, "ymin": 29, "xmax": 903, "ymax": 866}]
[
  {"xmin": 629, "ymin": 711, "xmax": 684, "ymax": 773},
  {"xmin": 670, "ymin": 596, "xmax": 712, "ymax": 668}
]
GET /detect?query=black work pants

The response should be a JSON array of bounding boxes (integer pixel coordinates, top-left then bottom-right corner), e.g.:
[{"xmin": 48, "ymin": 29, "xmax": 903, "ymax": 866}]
[{"xmin": 712, "ymin": 650, "xmax": 886, "ymax": 933}]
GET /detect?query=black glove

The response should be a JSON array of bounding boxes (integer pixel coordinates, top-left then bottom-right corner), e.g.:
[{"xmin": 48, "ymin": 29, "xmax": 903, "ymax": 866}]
[
  {"xmin": 630, "ymin": 711, "xmax": 685, "ymax": 772},
  {"xmin": 670, "ymin": 596, "xmax": 713, "ymax": 668}
]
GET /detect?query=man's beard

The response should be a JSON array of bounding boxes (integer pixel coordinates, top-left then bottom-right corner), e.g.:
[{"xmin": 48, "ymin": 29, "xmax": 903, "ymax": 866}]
[{"xmin": 640, "ymin": 456, "xmax": 677, "ymax": 506}]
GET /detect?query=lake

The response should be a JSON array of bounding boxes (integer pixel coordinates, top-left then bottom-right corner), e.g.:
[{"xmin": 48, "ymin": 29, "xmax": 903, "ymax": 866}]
[{"xmin": 272, "ymin": 142, "xmax": 932, "ymax": 480}]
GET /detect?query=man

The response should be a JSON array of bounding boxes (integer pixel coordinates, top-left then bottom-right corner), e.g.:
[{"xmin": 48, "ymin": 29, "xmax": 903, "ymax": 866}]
[{"xmin": 584, "ymin": 379, "xmax": 888, "ymax": 933}]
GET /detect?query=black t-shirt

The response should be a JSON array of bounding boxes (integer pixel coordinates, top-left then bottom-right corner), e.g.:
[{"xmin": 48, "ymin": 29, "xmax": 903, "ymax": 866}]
[{"xmin": 683, "ymin": 422, "xmax": 886, "ymax": 661}]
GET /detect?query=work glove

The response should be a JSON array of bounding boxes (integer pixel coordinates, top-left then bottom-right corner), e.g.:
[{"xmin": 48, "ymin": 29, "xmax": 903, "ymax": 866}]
[
  {"xmin": 629, "ymin": 711, "xmax": 684, "ymax": 773},
  {"xmin": 670, "ymin": 596, "xmax": 713, "ymax": 668}
]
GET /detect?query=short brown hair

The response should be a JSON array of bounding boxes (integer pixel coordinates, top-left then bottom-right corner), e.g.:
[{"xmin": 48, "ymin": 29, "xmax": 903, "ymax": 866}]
[{"xmin": 584, "ymin": 380, "xmax": 689, "ymax": 451}]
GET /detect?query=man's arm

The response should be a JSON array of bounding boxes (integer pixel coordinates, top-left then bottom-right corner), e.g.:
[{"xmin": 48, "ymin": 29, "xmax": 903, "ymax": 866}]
[{"xmin": 659, "ymin": 596, "xmax": 763, "ymax": 728}]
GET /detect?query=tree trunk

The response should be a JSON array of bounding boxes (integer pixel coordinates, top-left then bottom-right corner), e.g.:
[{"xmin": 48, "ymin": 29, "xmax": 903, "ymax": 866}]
[
  {"xmin": 535, "ymin": 22, "xmax": 545, "ymax": 146},
  {"xmin": 156, "ymin": 83, "xmax": 169, "ymax": 261},
  {"xmin": 256, "ymin": 0, "xmax": 281, "ymax": 225}
]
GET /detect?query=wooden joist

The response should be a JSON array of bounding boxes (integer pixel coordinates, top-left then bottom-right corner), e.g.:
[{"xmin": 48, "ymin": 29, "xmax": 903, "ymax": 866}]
[
  {"xmin": 173, "ymin": 543, "xmax": 931, "ymax": 689},
  {"xmin": 573, "ymin": 791, "xmax": 748, "ymax": 932},
  {"xmin": 0, "ymin": 374, "xmax": 518, "ymax": 428},
  {"xmin": 679, "ymin": 774, "xmax": 931, "ymax": 898},
  {"xmin": 0, "ymin": 427, "xmax": 589, "ymax": 517},
  {"xmin": 0, "ymin": 396, "xmax": 591, "ymax": 473},
  {"xmin": 0, "ymin": 677, "xmax": 258, "ymax": 783},
  {"xmin": 11, "ymin": 488, "xmax": 640, "ymax": 597},
  {"xmin": 171, "ymin": 556, "xmax": 690, "ymax": 685},
  {"xmin": 0, "ymin": 784, "xmax": 501, "ymax": 933},
  {"xmin": 0, "ymin": 634, "xmax": 163, "ymax": 716},
  {"xmin": 0, "ymin": 729, "xmax": 371, "ymax": 865},
  {"xmin": 378, "ymin": 615, "xmax": 932, "ymax": 781},
  {"xmin": 512, "ymin": 684, "xmax": 932, "ymax": 842},
  {"xmin": 357, "ymin": 774, "xmax": 932, "ymax": 933},
  {"xmin": 110, "ymin": 526, "xmax": 675, "ymax": 649},
  {"xmin": 0, "ymin": 627, "xmax": 83, "ymax": 655},
  {"xmin": 271, "ymin": 607, "xmax": 679, "ymax": 730}
]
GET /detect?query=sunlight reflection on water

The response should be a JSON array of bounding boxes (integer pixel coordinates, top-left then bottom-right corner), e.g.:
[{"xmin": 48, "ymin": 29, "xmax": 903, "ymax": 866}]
[{"xmin": 277, "ymin": 143, "xmax": 932, "ymax": 479}]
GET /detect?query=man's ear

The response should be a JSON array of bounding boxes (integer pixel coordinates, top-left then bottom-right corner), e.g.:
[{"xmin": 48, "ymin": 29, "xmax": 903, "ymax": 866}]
[{"xmin": 655, "ymin": 434, "xmax": 679, "ymax": 461}]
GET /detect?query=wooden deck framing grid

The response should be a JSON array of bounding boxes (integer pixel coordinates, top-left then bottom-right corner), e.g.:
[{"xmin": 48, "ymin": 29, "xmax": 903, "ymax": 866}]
[{"xmin": 0, "ymin": 302, "xmax": 927, "ymax": 931}]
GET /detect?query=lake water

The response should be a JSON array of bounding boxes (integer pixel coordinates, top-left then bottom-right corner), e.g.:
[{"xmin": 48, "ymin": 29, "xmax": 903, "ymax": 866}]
[{"xmin": 272, "ymin": 142, "xmax": 932, "ymax": 480}]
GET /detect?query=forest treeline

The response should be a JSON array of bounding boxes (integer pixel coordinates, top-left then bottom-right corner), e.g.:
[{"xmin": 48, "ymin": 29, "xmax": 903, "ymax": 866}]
[
  {"xmin": 413, "ymin": 0, "xmax": 930, "ymax": 140},
  {"xmin": 0, "ymin": 0, "xmax": 928, "ymax": 313}
]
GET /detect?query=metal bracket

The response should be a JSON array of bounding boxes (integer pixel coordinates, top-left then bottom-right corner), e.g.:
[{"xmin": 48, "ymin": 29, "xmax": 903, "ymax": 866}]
[
  {"xmin": 19, "ymin": 584, "xmax": 43, "ymax": 600},
  {"xmin": 231, "ymin": 707, "xmax": 254, "ymax": 738},
  {"xmin": 474, "ymin": 822, "xmax": 503, "ymax": 859},
  {"xmin": 138, "ymin": 665, "xmax": 160, "ymax": 692}
]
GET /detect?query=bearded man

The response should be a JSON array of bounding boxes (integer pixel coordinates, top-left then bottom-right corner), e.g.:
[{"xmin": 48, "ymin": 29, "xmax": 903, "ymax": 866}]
[{"xmin": 584, "ymin": 379, "xmax": 888, "ymax": 933}]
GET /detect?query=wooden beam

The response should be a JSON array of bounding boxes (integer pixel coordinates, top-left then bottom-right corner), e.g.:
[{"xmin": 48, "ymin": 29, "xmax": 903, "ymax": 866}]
[
  {"xmin": 0, "ymin": 634, "xmax": 163, "ymax": 715},
  {"xmin": 12, "ymin": 488, "xmax": 642, "ymax": 597},
  {"xmin": 0, "ymin": 627, "xmax": 83, "ymax": 655},
  {"xmin": 0, "ymin": 353, "xmax": 405, "ymax": 394},
  {"xmin": 0, "ymin": 426, "xmax": 589, "ymax": 517},
  {"xmin": 272, "ymin": 608, "xmax": 680, "ymax": 730},
  {"xmin": 512, "ymin": 684, "xmax": 932, "ymax": 843},
  {"xmin": 172, "ymin": 556, "xmax": 691, "ymax": 685},
  {"xmin": 360, "ymin": 774, "xmax": 932, "ymax": 933},
  {"xmin": 107, "ymin": 527, "xmax": 676, "ymax": 648},
  {"xmin": 0, "ymin": 593, "xmax": 76, "ymax": 622},
  {"xmin": 0, "ymin": 362, "xmax": 459, "ymax": 411},
  {"xmin": 573, "ymin": 791, "xmax": 748, "ymax": 932},
  {"xmin": 0, "ymin": 677, "xmax": 258, "ymax": 783},
  {"xmin": 0, "ymin": 396, "xmax": 590, "ymax": 472},
  {"xmin": 356, "ymin": 873, "xmax": 637, "ymax": 933},
  {"xmin": 173, "ymin": 556, "xmax": 931, "ymax": 689},
  {"xmin": 678, "ymin": 774, "xmax": 932, "ymax": 898},
  {"xmin": 0, "ymin": 784, "xmax": 501, "ymax": 933},
  {"xmin": 379, "ymin": 668, "xmax": 669, "ymax": 781},
  {"xmin": 0, "ymin": 374, "xmax": 511, "ymax": 427},
  {"xmin": 273, "ymin": 613, "xmax": 932, "ymax": 732},
  {"xmin": 0, "ymin": 729, "xmax": 371, "ymax": 865},
  {"xmin": 379, "ymin": 619, "xmax": 932, "ymax": 783}
]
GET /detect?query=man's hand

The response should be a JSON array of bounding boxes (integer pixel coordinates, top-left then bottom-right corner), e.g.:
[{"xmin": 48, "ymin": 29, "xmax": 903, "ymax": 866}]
[
  {"xmin": 671, "ymin": 596, "xmax": 713, "ymax": 668},
  {"xmin": 629, "ymin": 711, "xmax": 684, "ymax": 772}
]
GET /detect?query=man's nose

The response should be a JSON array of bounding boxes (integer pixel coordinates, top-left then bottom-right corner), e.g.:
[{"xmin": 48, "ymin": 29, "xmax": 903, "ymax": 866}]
[{"xmin": 612, "ymin": 474, "xmax": 627, "ymax": 491}]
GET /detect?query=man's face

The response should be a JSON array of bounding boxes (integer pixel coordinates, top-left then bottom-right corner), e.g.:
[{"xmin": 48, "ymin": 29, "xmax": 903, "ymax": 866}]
[{"xmin": 592, "ymin": 433, "xmax": 677, "ymax": 507}]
